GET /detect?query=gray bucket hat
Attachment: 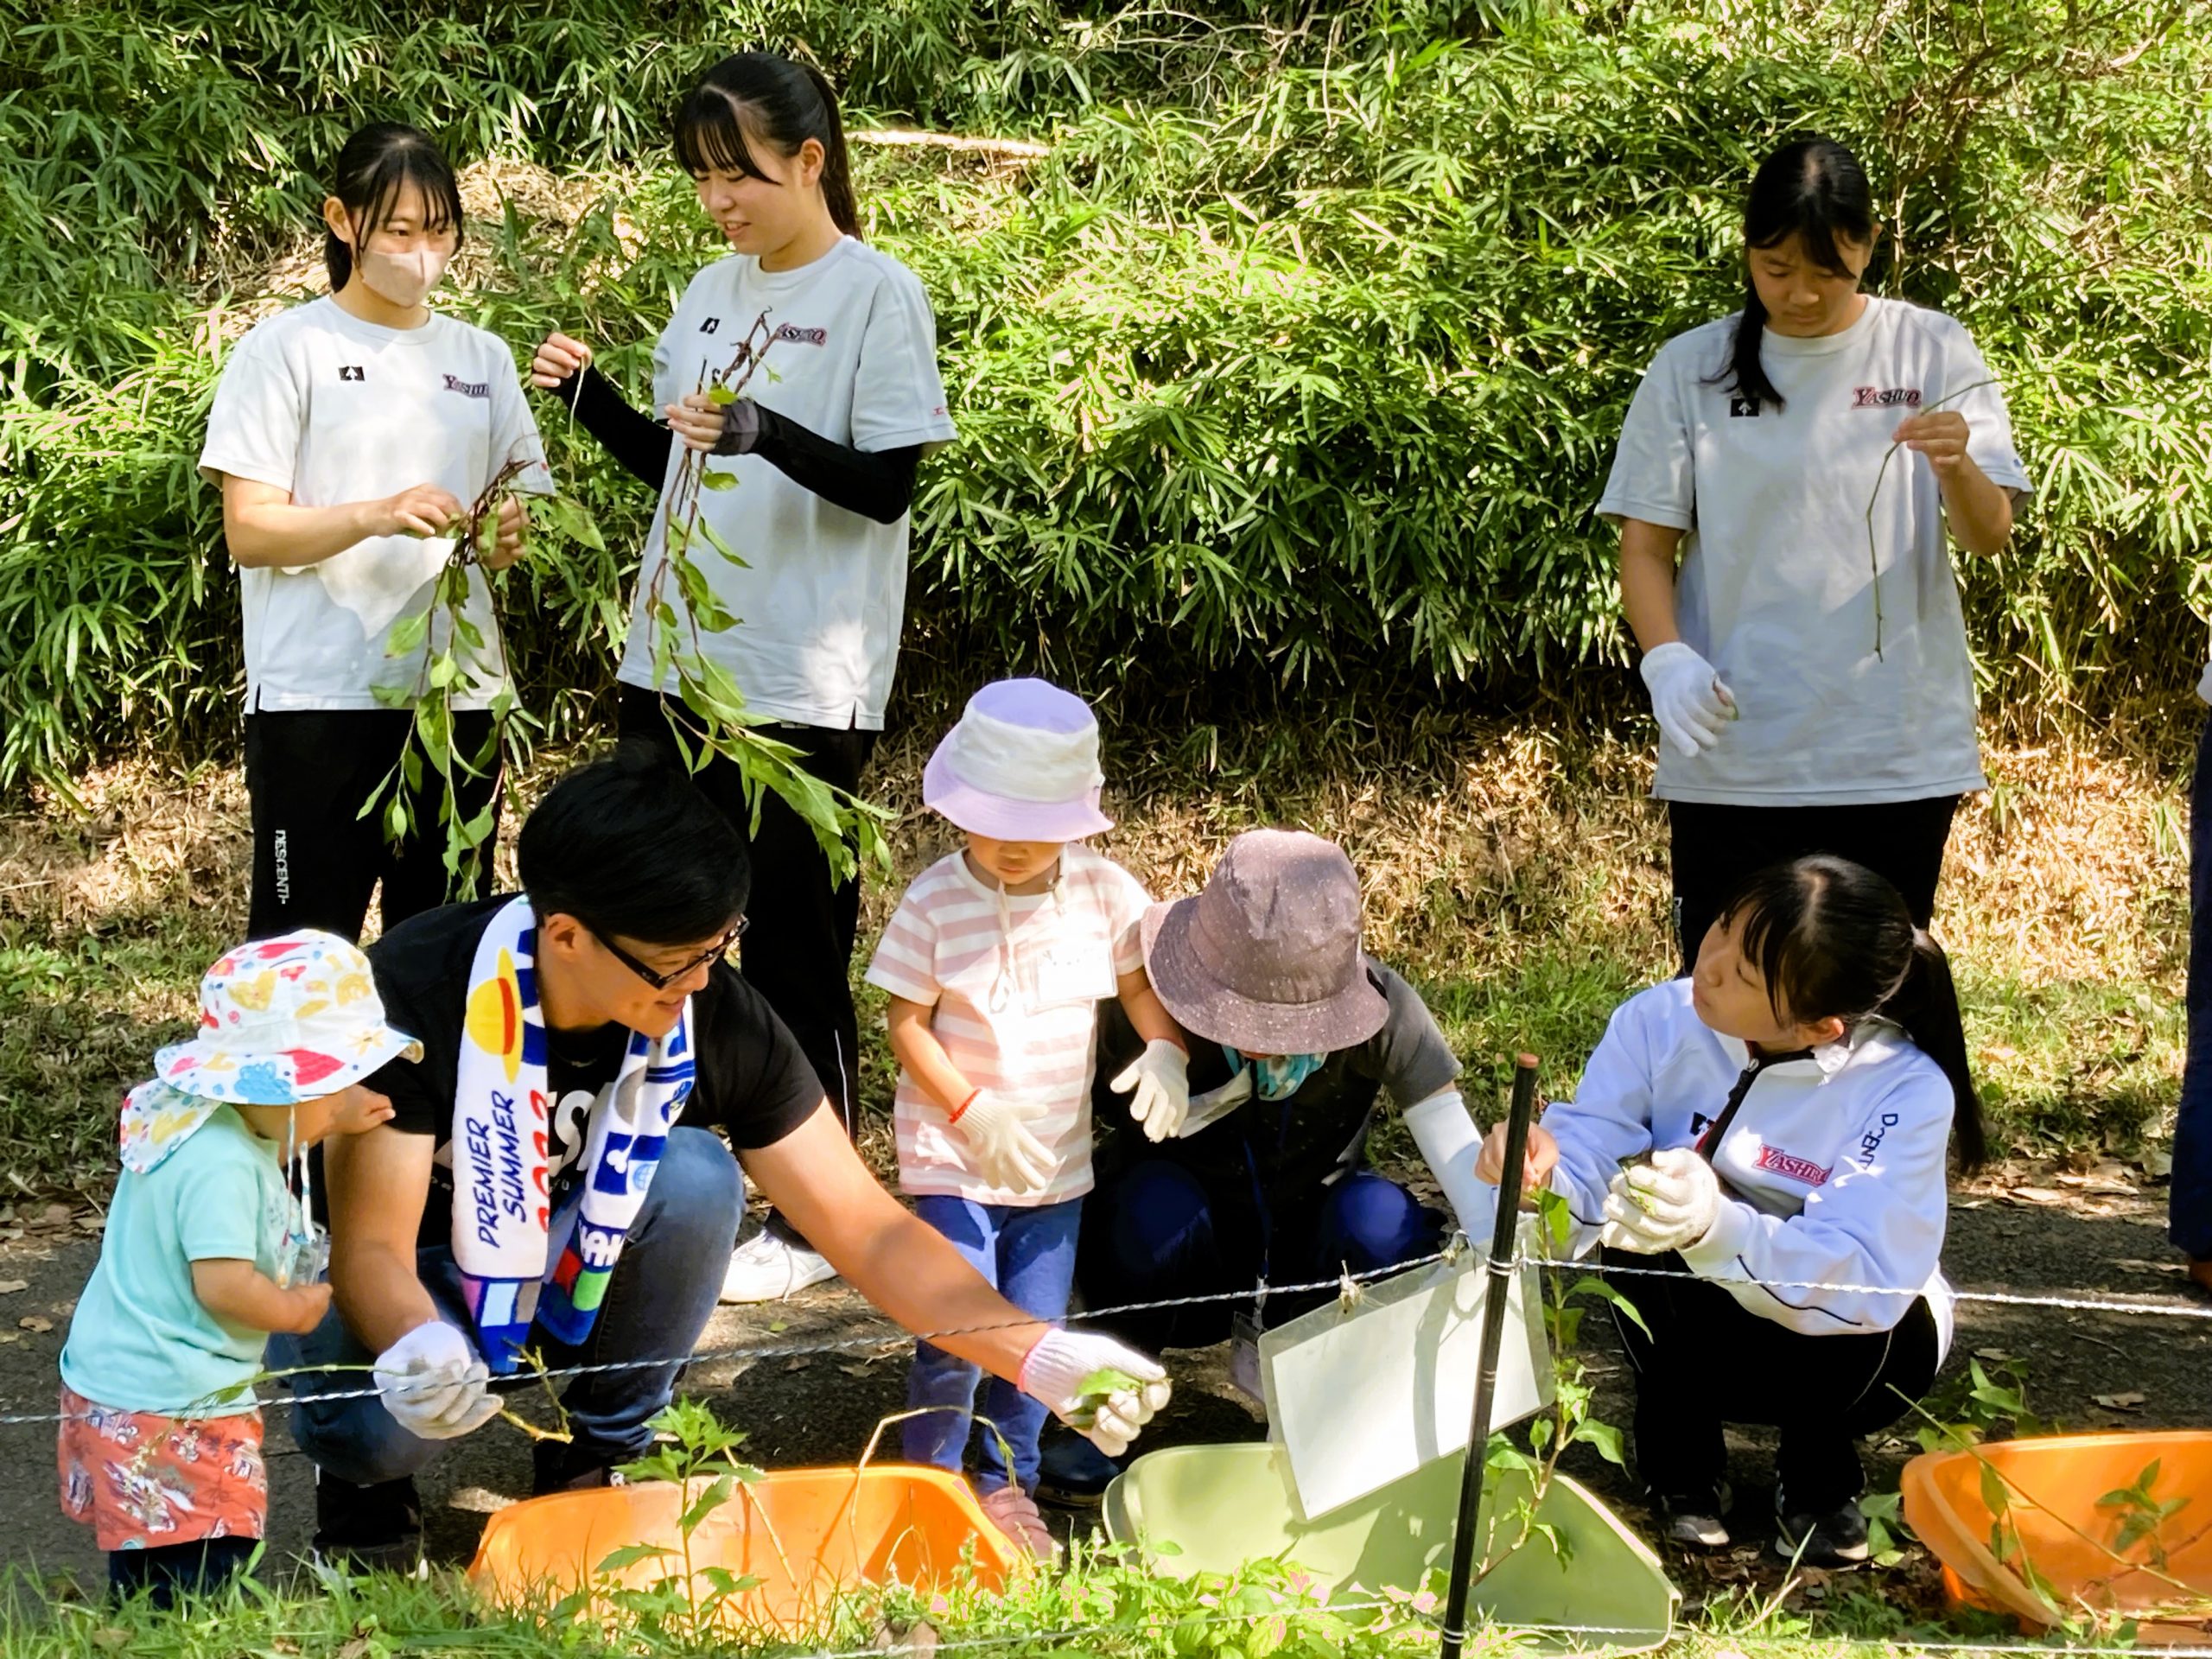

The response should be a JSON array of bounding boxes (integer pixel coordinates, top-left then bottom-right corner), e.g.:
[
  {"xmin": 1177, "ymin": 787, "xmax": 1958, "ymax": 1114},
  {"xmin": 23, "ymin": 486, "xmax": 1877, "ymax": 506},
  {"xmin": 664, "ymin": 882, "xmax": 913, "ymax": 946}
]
[{"xmin": 1140, "ymin": 829, "xmax": 1389, "ymax": 1054}]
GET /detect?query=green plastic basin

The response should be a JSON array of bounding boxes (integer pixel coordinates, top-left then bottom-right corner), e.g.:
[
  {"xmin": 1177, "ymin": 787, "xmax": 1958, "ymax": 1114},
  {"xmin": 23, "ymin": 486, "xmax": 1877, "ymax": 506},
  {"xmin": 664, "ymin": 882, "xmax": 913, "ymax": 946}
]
[{"xmin": 1105, "ymin": 1442, "xmax": 1677, "ymax": 1654}]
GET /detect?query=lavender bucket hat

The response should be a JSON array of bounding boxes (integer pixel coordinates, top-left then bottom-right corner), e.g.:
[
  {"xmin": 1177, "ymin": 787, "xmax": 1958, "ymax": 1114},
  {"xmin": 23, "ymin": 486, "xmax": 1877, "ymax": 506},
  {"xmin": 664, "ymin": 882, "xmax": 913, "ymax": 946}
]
[
  {"xmin": 922, "ymin": 678, "xmax": 1115, "ymax": 842},
  {"xmin": 1141, "ymin": 829, "xmax": 1389, "ymax": 1053}
]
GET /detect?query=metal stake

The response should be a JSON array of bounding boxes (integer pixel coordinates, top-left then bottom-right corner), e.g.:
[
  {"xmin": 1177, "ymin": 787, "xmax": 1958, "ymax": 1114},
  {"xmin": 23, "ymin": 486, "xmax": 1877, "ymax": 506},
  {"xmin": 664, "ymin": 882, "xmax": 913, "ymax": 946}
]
[{"xmin": 1438, "ymin": 1052, "xmax": 1540, "ymax": 1659}]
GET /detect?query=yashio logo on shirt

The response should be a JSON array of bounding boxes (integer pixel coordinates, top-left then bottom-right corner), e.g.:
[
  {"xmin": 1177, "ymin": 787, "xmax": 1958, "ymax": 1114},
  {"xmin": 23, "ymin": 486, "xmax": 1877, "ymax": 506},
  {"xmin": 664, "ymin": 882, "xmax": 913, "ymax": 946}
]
[
  {"xmin": 442, "ymin": 374, "xmax": 492, "ymax": 400},
  {"xmin": 1753, "ymin": 1144, "xmax": 1833, "ymax": 1187},
  {"xmin": 1851, "ymin": 385, "xmax": 1923, "ymax": 410},
  {"xmin": 770, "ymin": 322, "xmax": 829, "ymax": 347}
]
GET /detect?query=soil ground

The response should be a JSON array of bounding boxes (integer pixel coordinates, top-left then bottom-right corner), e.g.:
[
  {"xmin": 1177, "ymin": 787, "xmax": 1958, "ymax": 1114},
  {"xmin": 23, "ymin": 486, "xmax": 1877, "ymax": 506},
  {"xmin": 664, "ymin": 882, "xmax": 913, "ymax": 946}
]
[{"xmin": 0, "ymin": 1173, "xmax": 2200, "ymax": 1617}]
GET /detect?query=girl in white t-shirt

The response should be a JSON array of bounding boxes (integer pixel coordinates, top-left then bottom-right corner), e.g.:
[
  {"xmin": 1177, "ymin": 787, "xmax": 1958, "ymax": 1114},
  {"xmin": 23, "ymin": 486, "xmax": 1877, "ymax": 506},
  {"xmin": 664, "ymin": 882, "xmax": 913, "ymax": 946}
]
[
  {"xmin": 862, "ymin": 679, "xmax": 1187, "ymax": 1557},
  {"xmin": 531, "ymin": 55, "xmax": 957, "ymax": 1303},
  {"xmin": 200, "ymin": 123, "xmax": 551, "ymax": 944},
  {"xmin": 1598, "ymin": 136, "xmax": 2032, "ymax": 970}
]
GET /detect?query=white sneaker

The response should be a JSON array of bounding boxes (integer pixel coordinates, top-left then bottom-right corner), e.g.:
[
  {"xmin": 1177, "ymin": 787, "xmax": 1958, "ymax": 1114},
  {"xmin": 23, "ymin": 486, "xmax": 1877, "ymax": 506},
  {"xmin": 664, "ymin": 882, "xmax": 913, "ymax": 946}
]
[{"xmin": 720, "ymin": 1230, "xmax": 839, "ymax": 1303}]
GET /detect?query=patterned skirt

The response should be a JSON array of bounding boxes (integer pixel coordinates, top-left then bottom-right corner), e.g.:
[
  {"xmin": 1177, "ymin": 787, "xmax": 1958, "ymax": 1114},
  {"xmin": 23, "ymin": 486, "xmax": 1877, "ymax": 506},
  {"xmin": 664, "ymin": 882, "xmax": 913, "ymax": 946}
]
[{"xmin": 57, "ymin": 1385, "xmax": 266, "ymax": 1552}]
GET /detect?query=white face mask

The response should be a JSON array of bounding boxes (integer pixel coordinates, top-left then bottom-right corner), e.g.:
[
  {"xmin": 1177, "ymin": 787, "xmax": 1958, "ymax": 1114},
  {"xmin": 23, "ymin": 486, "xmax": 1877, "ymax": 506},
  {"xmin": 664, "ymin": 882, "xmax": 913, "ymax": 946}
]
[{"xmin": 355, "ymin": 244, "xmax": 448, "ymax": 308}]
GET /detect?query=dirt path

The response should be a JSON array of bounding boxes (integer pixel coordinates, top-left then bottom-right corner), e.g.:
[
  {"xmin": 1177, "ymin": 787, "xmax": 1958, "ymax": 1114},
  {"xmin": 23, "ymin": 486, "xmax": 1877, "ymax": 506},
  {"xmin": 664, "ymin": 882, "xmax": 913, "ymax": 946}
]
[{"xmin": 0, "ymin": 1186, "xmax": 2200, "ymax": 1597}]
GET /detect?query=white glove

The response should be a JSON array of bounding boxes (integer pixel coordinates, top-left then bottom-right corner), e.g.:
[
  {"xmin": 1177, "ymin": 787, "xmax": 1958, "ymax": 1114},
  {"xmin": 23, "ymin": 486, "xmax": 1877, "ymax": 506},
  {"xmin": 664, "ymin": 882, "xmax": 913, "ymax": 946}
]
[
  {"xmin": 952, "ymin": 1090, "xmax": 1052, "ymax": 1195},
  {"xmin": 372, "ymin": 1319, "xmax": 499, "ymax": 1441},
  {"xmin": 2196, "ymin": 660, "xmax": 2212, "ymax": 704},
  {"xmin": 1112, "ymin": 1039, "xmax": 1191, "ymax": 1142},
  {"xmin": 1598, "ymin": 1147, "xmax": 1721, "ymax": 1254},
  {"xmin": 1018, "ymin": 1330, "xmax": 1171, "ymax": 1457},
  {"xmin": 1638, "ymin": 641, "xmax": 1737, "ymax": 759}
]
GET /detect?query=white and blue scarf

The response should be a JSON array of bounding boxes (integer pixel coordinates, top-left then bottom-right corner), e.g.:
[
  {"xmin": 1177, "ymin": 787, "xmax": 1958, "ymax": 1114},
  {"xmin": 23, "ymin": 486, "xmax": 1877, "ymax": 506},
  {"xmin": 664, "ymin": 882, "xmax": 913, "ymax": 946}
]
[{"xmin": 451, "ymin": 898, "xmax": 696, "ymax": 1372}]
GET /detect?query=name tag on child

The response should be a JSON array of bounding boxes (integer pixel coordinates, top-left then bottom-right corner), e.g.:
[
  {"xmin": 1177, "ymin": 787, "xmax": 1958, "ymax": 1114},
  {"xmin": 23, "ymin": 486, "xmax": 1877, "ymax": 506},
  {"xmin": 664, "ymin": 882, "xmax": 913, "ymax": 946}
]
[
  {"xmin": 1257, "ymin": 1233, "xmax": 1551, "ymax": 1519},
  {"xmin": 1031, "ymin": 943, "xmax": 1113, "ymax": 1010}
]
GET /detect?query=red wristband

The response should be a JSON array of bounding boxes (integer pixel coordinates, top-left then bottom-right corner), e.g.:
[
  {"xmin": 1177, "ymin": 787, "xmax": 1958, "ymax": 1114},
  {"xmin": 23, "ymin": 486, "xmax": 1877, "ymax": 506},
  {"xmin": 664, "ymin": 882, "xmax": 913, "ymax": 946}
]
[{"xmin": 948, "ymin": 1088, "xmax": 980, "ymax": 1123}]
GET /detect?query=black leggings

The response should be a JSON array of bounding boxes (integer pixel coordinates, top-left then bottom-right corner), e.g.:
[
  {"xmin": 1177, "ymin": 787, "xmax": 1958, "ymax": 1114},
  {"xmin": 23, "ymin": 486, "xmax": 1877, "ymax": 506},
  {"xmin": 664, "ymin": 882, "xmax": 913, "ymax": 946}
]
[
  {"xmin": 1667, "ymin": 795, "xmax": 1960, "ymax": 976},
  {"xmin": 1605, "ymin": 1249, "xmax": 1941, "ymax": 1513},
  {"xmin": 245, "ymin": 708, "xmax": 499, "ymax": 943},
  {"xmin": 617, "ymin": 685, "xmax": 876, "ymax": 1147},
  {"xmin": 109, "ymin": 1535, "xmax": 258, "ymax": 1605}
]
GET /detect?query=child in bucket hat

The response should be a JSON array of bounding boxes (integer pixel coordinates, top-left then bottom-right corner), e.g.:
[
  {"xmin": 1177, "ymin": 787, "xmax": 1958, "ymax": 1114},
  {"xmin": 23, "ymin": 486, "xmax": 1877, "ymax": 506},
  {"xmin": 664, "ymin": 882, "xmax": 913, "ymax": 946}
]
[
  {"xmin": 57, "ymin": 931, "xmax": 416, "ymax": 1605},
  {"xmin": 866, "ymin": 678, "xmax": 1184, "ymax": 1559}
]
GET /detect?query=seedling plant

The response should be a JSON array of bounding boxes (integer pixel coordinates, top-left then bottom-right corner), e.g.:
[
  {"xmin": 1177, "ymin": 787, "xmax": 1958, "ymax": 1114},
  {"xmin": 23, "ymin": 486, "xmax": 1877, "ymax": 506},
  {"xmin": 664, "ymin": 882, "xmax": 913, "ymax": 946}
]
[
  {"xmin": 567, "ymin": 1396, "xmax": 777, "ymax": 1643},
  {"xmin": 1468, "ymin": 1185, "xmax": 1643, "ymax": 1584}
]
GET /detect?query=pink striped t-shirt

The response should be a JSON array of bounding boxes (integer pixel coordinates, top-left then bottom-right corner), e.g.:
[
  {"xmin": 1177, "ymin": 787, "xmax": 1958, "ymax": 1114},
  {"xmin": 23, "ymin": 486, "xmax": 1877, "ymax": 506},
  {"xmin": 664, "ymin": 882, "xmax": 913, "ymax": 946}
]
[{"xmin": 865, "ymin": 845, "xmax": 1151, "ymax": 1204}]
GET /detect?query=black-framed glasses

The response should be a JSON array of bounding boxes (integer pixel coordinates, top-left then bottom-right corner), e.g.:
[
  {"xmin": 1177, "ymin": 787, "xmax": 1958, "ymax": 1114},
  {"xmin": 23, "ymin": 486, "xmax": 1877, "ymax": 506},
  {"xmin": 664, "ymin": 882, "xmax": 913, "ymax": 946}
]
[{"xmin": 591, "ymin": 918, "xmax": 748, "ymax": 990}]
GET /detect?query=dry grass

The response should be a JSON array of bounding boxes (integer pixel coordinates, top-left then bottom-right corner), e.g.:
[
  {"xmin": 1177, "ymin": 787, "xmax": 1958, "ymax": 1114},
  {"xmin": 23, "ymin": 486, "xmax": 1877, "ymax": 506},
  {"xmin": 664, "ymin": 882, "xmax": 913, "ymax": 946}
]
[{"xmin": 0, "ymin": 705, "xmax": 2191, "ymax": 1197}]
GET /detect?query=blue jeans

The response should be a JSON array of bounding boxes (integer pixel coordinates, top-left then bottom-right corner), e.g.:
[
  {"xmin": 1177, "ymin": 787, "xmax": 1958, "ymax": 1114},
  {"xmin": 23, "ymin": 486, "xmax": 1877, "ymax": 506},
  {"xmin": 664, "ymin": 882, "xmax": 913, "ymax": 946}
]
[
  {"xmin": 272, "ymin": 1126, "xmax": 743, "ymax": 1485},
  {"xmin": 1076, "ymin": 1160, "xmax": 1442, "ymax": 1351},
  {"xmin": 2177, "ymin": 709, "xmax": 2212, "ymax": 1260},
  {"xmin": 902, "ymin": 1195, "xmax": 1081, "ymax": 1495}
]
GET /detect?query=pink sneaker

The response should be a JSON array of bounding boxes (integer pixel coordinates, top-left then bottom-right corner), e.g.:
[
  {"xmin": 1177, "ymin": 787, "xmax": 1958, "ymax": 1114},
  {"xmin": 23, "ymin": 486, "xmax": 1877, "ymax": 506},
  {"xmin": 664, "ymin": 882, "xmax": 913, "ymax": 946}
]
[{"xmin": 979, "ymin": 1484, "xmax": 1058, "ymax": 1562}]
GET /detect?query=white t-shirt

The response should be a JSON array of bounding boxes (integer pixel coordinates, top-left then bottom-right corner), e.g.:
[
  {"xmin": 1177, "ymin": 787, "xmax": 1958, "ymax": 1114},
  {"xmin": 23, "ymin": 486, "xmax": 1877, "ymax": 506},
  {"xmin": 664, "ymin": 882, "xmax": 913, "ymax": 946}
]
[
  {"xmin": 1598, "ymin": 296, "xmax": 2031, "ymax": 806},
  {"xmin": 613, "ymin": 238, "xmax": 957, "ymax": 731},
  {"xmin": 864, "ymin": 845, "xmax": 1150, "ymax": 1205},
  {"xmin": 198, "ymin": 297, "xmax": 552, "ymax": 712}
]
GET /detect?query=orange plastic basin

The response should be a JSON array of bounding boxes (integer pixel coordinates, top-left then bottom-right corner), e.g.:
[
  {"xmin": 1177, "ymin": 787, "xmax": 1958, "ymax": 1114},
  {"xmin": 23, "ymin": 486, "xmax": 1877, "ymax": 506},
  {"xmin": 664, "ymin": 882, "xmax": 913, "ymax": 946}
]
[
  {"xmin": 467, "ymin": 1464, "xmax": 1019, "ymax": 1636},
  {"xmin": 1901, "ymin": 1431, "xmax": 2212, "ymax": 1644}
]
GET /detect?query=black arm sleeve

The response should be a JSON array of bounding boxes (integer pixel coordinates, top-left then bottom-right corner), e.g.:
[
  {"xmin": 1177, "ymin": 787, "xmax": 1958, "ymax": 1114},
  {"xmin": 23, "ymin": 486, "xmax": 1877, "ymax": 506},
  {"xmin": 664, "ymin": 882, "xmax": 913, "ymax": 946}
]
[
  {"xmin": 542, "ymin": 365, "xmax": 670, "ymax": 489},
  {"xmin": 747, "ymin": 404, "xmax": 921, "ymax": 525}
]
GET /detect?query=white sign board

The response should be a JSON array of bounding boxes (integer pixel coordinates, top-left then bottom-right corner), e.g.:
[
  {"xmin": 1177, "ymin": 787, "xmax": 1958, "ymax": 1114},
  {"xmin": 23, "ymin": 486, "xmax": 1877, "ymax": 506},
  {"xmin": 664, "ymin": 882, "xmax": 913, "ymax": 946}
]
[{"xmin": 1259, "ymin": 1228, "xmax": 1552, "ymax": 1520}]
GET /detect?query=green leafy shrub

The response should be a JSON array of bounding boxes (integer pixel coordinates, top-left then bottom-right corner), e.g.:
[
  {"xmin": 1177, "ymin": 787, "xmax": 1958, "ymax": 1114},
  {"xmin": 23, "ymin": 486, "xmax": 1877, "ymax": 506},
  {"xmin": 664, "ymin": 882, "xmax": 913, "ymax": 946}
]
[{"xmin": 3, "ymin": 0, "xmax": 2209, "ymax": 789}]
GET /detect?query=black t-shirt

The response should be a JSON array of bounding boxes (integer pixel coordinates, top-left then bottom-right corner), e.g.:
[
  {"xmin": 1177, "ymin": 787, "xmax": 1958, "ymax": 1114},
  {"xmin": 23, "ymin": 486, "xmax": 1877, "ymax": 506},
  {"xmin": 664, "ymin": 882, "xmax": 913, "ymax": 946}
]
[
  {"xmin": 360, "ymin": 896, "xmax": 824, "ymax": 1249},
  {"xmin": 1091, "ymin": 963, "xmax": 1463, "ymax": 1213}
]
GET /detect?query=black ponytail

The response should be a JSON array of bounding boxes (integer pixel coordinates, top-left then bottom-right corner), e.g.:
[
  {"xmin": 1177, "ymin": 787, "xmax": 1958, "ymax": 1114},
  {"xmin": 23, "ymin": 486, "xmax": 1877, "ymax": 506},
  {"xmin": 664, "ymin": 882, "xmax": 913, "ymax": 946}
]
[
  {"xmin": 1721, "ymin": 855, "xmax": 1986, "ymax": 1173},
  {"xmin": 1704, "ymin": 135, "xmax": 1877, "ymax": 412},
  {"xmin": 674, "ymin": 54, "xmax": 861, "ymax": 240},
  {"xmin": 1881, "ymin": 930, "xmax": 1986, "ymax": 1170},
  {"xmin": 322, "ymin": 123, "xmax": 463, "ymax": 292}
]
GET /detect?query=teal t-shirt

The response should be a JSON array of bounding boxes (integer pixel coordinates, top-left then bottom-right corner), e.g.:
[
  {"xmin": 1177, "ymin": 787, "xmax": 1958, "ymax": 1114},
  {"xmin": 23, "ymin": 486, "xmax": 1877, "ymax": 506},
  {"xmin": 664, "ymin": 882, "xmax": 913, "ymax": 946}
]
[{"xmin": 60, "ymin": 1105, "xmax": 289, "ymax": 1416}]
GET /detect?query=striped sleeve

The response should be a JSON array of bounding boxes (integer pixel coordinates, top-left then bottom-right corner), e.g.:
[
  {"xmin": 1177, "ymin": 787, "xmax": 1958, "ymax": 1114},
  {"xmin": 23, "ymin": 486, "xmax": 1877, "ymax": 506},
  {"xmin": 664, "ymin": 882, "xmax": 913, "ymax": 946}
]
[
  {"xmin": 1102, "ymin": 859, "xmax": 1154, "ymax": 977},
  {"xmin": 865, "ymin": 871, "xmax": 944, "ymax": 1004}
]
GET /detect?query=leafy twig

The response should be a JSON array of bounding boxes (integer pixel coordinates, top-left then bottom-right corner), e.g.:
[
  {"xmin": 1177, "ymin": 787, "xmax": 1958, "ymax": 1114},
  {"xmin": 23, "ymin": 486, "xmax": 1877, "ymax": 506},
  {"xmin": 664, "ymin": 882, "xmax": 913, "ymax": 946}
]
[
  {"xmin": 639, "ymin": 310, "xmax": 895, "ymax": 887},
  {"xmin": 1863, "ymin": 377, "xmax": 1999, "ymax": 660},
  {"xmin": 364, "ymin": 455, "xmax": 598, "ymax": 900},
  {"xmin": 494, "ymin": 1344, "xmax": 575, "ymax": 1445}
]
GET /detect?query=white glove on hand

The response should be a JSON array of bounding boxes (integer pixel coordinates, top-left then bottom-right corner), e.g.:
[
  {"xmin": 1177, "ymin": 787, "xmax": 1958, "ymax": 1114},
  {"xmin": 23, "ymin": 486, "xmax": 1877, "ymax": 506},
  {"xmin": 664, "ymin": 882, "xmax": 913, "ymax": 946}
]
[
  {"xmin": 1638, "ymin": 641, "xmax": 1737, "ymax": 759},
  {"xmin": 954, "ymin": 1090, "xmax": 1052, "ymax": 1195},
  {"xmin": 1019, "ymin": 1330, "xmax": 1171, "ymax": 1458},
  {"xmin": 372, "ymin": 1319, "xmax": 499, "ymax": 1441},
  {"xmin": 1112, "ymin": 1039, "xmax": 1191, "ymax": 1142},
  {"xmin": 2196, "ymin": 659, "xmax": 2212, "ymax": 705},
  {"xmin": 1598, "ymin": 1147, "xmax": 1721, "ymax": 1254}
]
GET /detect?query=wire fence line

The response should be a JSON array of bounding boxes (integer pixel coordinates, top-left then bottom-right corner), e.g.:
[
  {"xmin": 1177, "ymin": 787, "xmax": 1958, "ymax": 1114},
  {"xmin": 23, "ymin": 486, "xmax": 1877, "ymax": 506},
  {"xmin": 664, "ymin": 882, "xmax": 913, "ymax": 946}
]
[
  {"xmin": 3, "ymin": 1243, "xmax": 2205, "ymax": 1427},
  {"xmin": 5, "ymin": 1249, "xmax": 2202, "ymax": 1649}
]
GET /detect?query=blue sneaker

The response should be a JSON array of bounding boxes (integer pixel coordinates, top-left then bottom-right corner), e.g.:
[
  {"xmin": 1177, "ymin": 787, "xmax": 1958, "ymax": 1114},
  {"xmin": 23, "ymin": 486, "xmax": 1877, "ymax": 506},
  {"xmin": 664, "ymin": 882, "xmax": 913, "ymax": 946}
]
[{"xmin": 1035, "ymin": 1433, "xmax": 1126, "ymax": 1509}]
